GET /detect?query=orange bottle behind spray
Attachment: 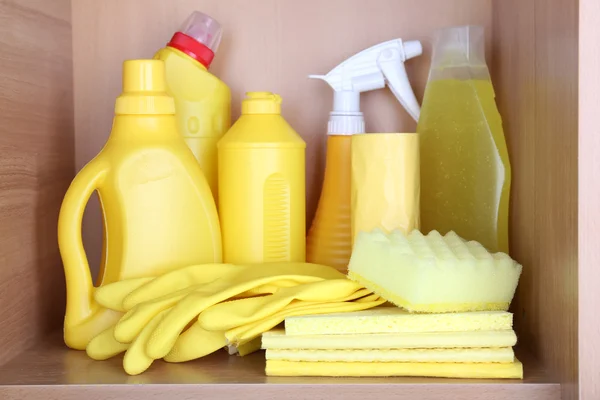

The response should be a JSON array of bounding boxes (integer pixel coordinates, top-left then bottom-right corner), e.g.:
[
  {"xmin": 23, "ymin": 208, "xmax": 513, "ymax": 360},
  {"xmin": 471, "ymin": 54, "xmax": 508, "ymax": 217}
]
[{"xmin": 306, "ymin": 135, "xmax": 352, "ymax": 272}]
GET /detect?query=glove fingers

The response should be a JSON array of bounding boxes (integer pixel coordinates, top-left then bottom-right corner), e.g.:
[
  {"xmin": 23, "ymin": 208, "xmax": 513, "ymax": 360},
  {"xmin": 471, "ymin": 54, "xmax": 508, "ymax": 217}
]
[
  {"xmin": 164, "ymin": 322, "xmax": 226, "ymax": 363},
  {"xmin": 199, "ymin": 279, "xmax": 361, "ymax": 331},
  {"xmin": 115, "ymin": 286, "xmax": 195, "ymax": 343},
  {"xmin": 146, "ymin": 275, "xmax": 315, "ymax": 360},
  {"xmin": 356, "ymin": 293, "xmax": 383, "ymax": 302},
  {"xmin": 123, "ymin": 309, "xmax": 169, "ymax": 376},
  {"xmin": 86, "ymin": 325, "xmax": 129, "ymax": 361},
  {"xmin": 238, "ymin": 262, "xmax": 346, "ymax": 281},
  {"xmin": 235, "ymin": 279, "xmax": 303, "ymax": 298},
  {"xmin": 94, "ymin": 278, "xmax": 153, "ymax": 312},
  {"xmin": 122, "ymin": 264, "xmax": 240, "ymax": 309},
  {"xmin": 344, "ymin": 288, "xmax": 373, "ymax": 301}
]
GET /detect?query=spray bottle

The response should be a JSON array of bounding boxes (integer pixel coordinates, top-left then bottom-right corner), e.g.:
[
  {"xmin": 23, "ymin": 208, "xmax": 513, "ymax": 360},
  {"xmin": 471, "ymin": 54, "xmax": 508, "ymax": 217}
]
[{"xmin": 306, "ymin": 39, "xmax": 422, "ymax": 273}]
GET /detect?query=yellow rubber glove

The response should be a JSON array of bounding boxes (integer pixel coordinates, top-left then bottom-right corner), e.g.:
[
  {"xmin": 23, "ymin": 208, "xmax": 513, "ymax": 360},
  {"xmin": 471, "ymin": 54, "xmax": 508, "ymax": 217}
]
[
  {"xmin": 94, "ymin": 277, "xmax": 153, "ymax": 312},
  {"xmin": 123, "ymin": 309, "xmax": 169, "ymax": 376},
  {"xmin": 236, "ymin": 279, "xmax": 304, "ymax": 298},
  {"xmin": 226, "ymin": 293, "xmax": 385, "ymax": 346},
  {"xmin": 164, "ymin": 323, "xmax": 227, "ymax": 363},
  {"xmin": 115, "ymin": 275, "xmax": 324, "ymax": 345},
  {"xmin": 86, "ymin": 325, "xmax": 129, "ymax": 360},
  {"xmin": 114, "ymin": 284, "xmax": 201, "ymax": 343},
  {"xmin": 122, "ymin": 263, "xmax": 242, "ymax": 310},
  {"xmin": 146, "ymin": 263, "xmax": 345, "ymax": 360},
  {"xmin": 198, "ymin": 279, "xmax": 364, "ymax": 331}
]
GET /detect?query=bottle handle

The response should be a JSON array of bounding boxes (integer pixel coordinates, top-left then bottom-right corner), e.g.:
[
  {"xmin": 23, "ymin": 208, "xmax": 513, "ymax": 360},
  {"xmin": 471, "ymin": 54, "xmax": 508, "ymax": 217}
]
[{"xmin": 58, "ymin": 161, "xmax": 108, "ymax": 327}]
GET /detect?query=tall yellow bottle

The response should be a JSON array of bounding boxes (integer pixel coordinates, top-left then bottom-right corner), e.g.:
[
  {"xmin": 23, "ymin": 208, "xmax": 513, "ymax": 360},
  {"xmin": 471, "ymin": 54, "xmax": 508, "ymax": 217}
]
[
  {"xmin": 154, "ymin": 11, "xmax": 231, "ymax": 201},
  {"xmin": 218, "ymin": 92, "xmax": 306, "ymax": 264},
  {"xmin": 57, "ymin": 60, "xmax": 222, "ymax": 350},
  {"xmin": 417, "ymin": 26, "xmax": 511, "ymax": 253}
]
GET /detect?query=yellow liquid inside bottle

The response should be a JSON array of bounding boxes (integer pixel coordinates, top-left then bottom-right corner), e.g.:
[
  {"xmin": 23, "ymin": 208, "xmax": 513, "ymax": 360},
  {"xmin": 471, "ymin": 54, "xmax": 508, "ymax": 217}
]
[{"xmin": 417, "ymin": 79, "xmax": 511, "ymax": 253}]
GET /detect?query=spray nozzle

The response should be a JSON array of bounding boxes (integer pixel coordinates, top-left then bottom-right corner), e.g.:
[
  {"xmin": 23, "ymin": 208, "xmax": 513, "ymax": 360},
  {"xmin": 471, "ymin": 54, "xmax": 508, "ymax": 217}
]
[{"xmin": 310, "ymin": 38, "xmax": 423, "ymax": 132}]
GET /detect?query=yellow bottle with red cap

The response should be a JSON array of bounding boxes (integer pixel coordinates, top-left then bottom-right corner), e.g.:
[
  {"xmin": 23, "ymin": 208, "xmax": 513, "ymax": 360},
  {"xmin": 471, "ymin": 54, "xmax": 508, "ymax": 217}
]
[
  {"xmin": 218, "ymin": 92, "xmax": 306, "ymax": 264},
  {"xmin": 154, "ymin": 11, "xmax": 231, "ymax": 202}
]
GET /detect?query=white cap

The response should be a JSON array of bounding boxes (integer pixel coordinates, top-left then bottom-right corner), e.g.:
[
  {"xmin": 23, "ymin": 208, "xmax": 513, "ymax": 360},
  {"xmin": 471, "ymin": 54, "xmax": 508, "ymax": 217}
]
[{"xmin": 310, "ymin": 38, "xmax": 422, "ymax": 135}]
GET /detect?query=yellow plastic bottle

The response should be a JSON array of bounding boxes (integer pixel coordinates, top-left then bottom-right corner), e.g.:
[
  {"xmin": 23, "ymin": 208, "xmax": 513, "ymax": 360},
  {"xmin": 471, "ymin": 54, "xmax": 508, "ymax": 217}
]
[
  {"xmin": 154, "ymin": 11, "xmax": 231, "ymax": 201},
  {"xmin": 57, "ymin": 60, "xmax": 222, "ymax": 350},
  {"xmin": 218, "ymin": 92, "xmax": 306, "ymax": 264},
  {"xmin": 417, "ymin": 26, "xmax": 511, "ymax": 253},
  {"xmin": 306, "ymin": 135, "xmax": 352, "ymax": 272}
]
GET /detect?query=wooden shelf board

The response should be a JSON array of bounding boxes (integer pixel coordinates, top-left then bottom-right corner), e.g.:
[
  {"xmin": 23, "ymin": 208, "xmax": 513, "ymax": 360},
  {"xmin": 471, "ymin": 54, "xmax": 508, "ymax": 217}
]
[{"xmin": 0, "ymin": 333, "xmax": 559, "ymax": 400}]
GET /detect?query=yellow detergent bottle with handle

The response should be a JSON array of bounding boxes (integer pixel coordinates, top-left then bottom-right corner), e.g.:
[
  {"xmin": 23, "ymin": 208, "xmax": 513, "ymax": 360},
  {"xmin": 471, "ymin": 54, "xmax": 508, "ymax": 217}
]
[
  {"xmin": 218, "ymin": 92, "xmax": 306, "ymax": 264},
  {"xmin": 154, "ymin": 11, "xmax": 231, "ymax": 201},
  {"xmin": 417, "ymin": 26, "xmax": 511, "ymax": 253},
  {"xmin": 57, "ymin": 59, "xmax": 222, "ymax": 351}
]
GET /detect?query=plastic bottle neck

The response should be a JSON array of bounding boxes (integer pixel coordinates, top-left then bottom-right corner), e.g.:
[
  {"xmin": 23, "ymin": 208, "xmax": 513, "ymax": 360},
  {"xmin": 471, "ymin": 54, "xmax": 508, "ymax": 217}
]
[
  {"xmin": 109, "ymin": 115, "xmax": 179, "ymax": 141},
  {"xmin": 167, "ymin": 32, "xmax": 215, "ymax": 68},
  {"xmin": 328, "ymin": 91, "xmax": 365, "ymax": 135},
  {"xmin": 327, "ymin": 113, "xmax": 365, "ymax": 135}
]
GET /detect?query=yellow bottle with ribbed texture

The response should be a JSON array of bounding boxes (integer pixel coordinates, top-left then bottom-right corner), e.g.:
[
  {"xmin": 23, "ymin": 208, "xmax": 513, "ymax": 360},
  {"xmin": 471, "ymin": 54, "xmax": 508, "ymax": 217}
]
[
  {"xmin": 218, "ymin": 92, "xmax": 306, "ymax": 264},
  {"xmin": 57, "ymin": 60, "xmax": 222, "ymax": 351}
]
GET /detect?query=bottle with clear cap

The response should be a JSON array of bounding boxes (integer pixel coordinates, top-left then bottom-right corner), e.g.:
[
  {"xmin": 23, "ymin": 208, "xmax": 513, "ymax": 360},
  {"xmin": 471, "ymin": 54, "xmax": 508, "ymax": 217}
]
[
  {"xmin": 154, "ymin": 11, "xmax": 231, "ymax": 203},
  {"xmin": 417, "ymin": 25, "xmax": 511, "ymax": 253},
  {"xmin": 218, "ymin": 92, "xmax": 306, "ymax": 264},
  {"xmin": 57, "ymin": 60, "xmax": 222, "ymax": 351}
]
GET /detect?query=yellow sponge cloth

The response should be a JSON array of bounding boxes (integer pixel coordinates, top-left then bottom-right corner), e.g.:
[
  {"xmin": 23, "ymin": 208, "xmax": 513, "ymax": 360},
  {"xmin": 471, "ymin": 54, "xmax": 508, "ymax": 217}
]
[
  {"xmin": 266, "ymin": 347, "xmax": 515, "ymax": 363},
  {"xmin": 262, "ymin": 328, "xmax": 517, "ymax": 349},
  {"xmin": 266, "ymin": 359, "xmax": 523, "ymax": 379},
  {"xmin": 285, "ymin": 307, "xmax": 513, "ymax": 335},
  {"xmin": 348, "ymin": 229, "xmax": 523, "ymax": 312}
]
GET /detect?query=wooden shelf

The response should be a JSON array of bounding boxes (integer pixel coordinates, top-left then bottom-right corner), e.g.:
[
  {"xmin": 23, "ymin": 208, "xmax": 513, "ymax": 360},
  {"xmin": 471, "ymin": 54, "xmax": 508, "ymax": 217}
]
[{"xmin": 0, "ymin": 333, "xmax": 559, "ymax": 400}]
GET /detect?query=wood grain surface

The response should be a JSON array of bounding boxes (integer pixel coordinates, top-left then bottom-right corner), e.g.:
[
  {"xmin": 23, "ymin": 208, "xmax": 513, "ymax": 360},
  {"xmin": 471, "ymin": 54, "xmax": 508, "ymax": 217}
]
[
  {"xmin": 578, "ymin": 0, "xmax": 600, "ymax": 399},
  {"xmin": 0, "ymin": 334, "xmax": 560, "ymax": 400},
  {"xmin": 0, "ymin": 0, "xmax": 73, "ymax": 365},
  {"xmin": 71, "ymin": 0, "xmax": 493, "ymax": 276},
  {"xmin": 492, "ymin": 1, "xmax": 579, "ymax": 399}
]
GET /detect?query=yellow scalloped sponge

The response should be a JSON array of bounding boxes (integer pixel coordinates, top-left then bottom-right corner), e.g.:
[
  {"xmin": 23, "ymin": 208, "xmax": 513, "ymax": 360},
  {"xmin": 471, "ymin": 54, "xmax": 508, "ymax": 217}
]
[{"xmin": 347, "ymin": 229, "xmax": 522, "ymax": 313}]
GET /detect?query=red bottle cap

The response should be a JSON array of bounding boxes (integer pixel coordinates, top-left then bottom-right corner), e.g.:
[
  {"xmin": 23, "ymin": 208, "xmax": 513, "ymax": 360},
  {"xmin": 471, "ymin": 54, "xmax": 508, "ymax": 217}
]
[{"xmin": 167, "ymin": 31, "xmax": 215, "ymax": 68}]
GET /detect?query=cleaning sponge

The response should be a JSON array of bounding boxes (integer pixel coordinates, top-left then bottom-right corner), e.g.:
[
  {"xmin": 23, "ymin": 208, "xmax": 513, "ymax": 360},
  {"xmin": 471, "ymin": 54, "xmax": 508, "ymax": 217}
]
[
  {"xmin": 266, "ymin": 359, "xmax": 523, "ymax": 378},
  {"xmin": 348, "ymin": 229, "xmax": 522, "ymax": 313},
  {"xmin": 285, "ymin": 307, "xmax": 513, "ymax": 335}
]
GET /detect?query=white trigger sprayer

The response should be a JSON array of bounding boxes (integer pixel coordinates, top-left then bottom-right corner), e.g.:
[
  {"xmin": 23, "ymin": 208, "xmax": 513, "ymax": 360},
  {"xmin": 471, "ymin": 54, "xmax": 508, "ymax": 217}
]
[{"xmin": 310, "ymin": 38, "xmax": 423, "ymax": 134}]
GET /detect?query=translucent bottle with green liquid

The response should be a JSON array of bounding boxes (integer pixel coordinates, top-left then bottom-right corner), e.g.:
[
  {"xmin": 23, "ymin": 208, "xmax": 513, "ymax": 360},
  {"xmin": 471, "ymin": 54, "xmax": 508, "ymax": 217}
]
[{"xmin": 417, "ymin": 25, "xmax": 511, "ymax": 254}]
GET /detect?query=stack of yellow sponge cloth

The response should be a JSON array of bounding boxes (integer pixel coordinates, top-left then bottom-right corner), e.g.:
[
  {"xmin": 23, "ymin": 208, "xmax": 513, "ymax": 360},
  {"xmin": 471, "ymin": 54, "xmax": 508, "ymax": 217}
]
[
  {"xmin": 264, "ymin": 307, "xmax": 522, "ymax": 379},
  {"xmin": 264, "ymin": 229, "xmax": 524, "ymax": 379}
]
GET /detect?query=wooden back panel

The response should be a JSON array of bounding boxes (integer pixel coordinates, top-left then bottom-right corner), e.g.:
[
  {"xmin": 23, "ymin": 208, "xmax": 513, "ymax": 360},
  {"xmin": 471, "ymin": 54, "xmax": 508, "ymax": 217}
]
[
  {"xmin": 0, "ymin": 0, "xmax": 73, "ymax": 364},
  {"xmin": 578, "ymin": 0, "xmax": 600, "ymax": 399},
  {"xmin": 492, "ymin": 1, "xmax": 579, "ymax": 399}
]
